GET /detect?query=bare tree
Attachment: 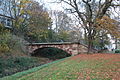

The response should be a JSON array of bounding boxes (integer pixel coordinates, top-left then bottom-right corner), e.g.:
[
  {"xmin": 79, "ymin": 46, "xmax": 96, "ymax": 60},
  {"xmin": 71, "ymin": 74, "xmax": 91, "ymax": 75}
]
[
  {"xmin": 0, "ymin": 0, "xmax": 31, "ymax": 36},
  {"xmin": 57, "ymin": 0, "xmax": 120, "ymax": 53}
]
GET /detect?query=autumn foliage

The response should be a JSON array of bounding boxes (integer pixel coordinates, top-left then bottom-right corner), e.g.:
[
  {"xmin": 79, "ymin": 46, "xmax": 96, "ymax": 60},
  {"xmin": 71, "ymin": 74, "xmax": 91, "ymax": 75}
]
[{"xmin": 96, "ymin": 16, "xmax": 120, "ymax": 38}]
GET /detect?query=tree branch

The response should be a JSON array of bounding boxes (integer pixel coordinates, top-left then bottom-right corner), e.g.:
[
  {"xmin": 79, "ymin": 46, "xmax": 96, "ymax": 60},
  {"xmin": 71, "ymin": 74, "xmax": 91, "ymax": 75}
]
[{"xmin": 96, "ymin": 0, "xmax": 113, "ymax": 19}]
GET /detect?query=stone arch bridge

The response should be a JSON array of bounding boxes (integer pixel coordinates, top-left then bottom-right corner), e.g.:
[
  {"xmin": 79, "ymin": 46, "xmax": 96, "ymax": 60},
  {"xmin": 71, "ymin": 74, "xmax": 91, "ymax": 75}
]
[{"xmin": 26, "ymin": 42, "xmax": 90, "ymax": 55}]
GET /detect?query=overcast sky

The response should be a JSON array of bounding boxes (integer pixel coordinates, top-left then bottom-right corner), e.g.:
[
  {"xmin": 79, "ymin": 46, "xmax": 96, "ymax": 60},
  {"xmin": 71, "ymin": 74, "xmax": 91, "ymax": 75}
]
[{"xmin": 36, "ymin": 0, "xmax": 64, "ymax": 11}]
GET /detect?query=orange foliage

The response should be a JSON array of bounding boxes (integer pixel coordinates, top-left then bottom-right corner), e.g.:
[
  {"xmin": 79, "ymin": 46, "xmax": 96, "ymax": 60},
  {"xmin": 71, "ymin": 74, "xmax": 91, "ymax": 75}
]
[{"xmin": 96, "ymin": 16, "xmax": 120, "ymax": 38}]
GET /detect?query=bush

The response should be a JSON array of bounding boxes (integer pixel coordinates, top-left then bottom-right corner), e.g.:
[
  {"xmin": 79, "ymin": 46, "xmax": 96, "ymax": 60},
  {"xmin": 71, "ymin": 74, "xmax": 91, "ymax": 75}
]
[
  {"xmin": 0, "ymin": 57, "xmax": 40, "ymax": 77},
  {"xmin": 115, "ymin": 49, "xmax": 120, "ymax": 53},
  {"xmin": 0, "ymin": 25, "xmax": 27, "ymax": 56},
  {"xmin": 0, "ymin": 25, "xmax": 11, "ymax": 53},
  {"xmin": 32, "ymin": 47, "xmax": 71, "ymax": 60}
]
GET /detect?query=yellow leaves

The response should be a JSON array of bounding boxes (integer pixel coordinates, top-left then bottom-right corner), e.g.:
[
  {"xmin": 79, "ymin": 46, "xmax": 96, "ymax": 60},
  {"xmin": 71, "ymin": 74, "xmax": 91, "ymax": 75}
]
[
  {"xmin": 27, "ymin": 10, "xmax": 31, "ymax": 14},
  {"xmin": 0, "ymin": 24, "xmax": 10, "ymax": 33},
  {"xmin": 20, "ymin": 0, "xmax": 32, "ymax": 4},
  {"xmin": 0, "ymin": 44, "xmax": 10, "ymax": 53},
  {"xmin": 96, "ymin": 16, "xmax": 116, "ymax": 29},
  {"xmin": 11, "ymin": 0, "xmax": 32, "ymax": 29},
  {"xmin": 96, "ymin": 16, "xmax": 120, "ymax": 38},
  {"xmin": 0, "ymin": 27, "xmax": 11, "ymax": 53},
  {"xmin": 18, "ymin": 18, "xmax": 24, "ymax": 22},
  {"xmin": 17, "ymin": 0, "xmax": 32, "ymax": 8}
]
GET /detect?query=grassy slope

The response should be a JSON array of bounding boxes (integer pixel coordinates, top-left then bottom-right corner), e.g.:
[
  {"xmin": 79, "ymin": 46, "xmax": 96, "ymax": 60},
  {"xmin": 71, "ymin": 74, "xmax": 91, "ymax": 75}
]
[{"xmin": 0, "ymin": 54, "xmax": 120, "ymax": 80}]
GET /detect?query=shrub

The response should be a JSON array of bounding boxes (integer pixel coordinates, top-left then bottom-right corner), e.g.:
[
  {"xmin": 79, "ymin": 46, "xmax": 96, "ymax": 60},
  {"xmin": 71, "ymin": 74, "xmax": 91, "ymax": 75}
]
[
  {"xmin": 0, "ymin": 56, "xmax": 40, "ymax": 77},
  {"xmin": 0, "ymin": 25, "xmax": 27, "ymax": 56},
  {"xmin": 115, "ymin": 49, "xmax": 120, "ymax": 53},
  {"xmin": 0, "ymin": 25, "xmax": 11, "ymax": 53}
]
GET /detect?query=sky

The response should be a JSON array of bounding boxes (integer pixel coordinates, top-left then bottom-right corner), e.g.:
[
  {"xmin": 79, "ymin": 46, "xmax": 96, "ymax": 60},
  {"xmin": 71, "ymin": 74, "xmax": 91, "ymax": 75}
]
[{"xmin": 36, "ymin": 0, "xmax": 64, "ymax": 11}]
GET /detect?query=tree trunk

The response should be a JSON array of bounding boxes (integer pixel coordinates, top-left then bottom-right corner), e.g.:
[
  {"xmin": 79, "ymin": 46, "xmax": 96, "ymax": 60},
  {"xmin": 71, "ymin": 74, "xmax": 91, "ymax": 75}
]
[
  {"xmin": 87, "ymin": 26, "xmax": 94, "ymax": 54},
  {"xmin": 87, "ymin": 35, "xmax": 93, "ymax": 54},
  {"xmin": 115, "ymin": 38, "xmax": 118, "ymax": 49}
]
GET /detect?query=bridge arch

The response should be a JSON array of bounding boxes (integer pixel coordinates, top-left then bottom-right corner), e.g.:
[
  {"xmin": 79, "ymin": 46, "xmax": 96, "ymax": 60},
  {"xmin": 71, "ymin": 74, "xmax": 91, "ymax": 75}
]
[
  {"xmin": 26, "ymin": 42, "xmax": 89, "ymax": 56},
  {"xmin": 31, "ymin": 47, "xmax": 71, "ymax": 60}
]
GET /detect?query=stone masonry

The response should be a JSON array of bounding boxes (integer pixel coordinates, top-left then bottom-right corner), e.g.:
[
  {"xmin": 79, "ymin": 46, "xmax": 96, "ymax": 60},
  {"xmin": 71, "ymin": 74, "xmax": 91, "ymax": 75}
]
[{"xmin": 26, "ymin": 42, "xmax": 89, "ymax": 55}]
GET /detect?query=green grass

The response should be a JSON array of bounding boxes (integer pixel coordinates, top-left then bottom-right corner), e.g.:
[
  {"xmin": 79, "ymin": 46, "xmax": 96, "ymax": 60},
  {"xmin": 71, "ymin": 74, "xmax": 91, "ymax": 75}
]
[{"xmin": 0, "ymin": 54, "xmax": 120, "ymax": 80}]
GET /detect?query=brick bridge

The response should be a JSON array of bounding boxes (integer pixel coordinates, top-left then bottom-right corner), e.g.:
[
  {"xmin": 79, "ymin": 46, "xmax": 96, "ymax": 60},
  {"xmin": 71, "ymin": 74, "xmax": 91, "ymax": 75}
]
[{"xmin": 26, "ymin": 42, "xmax": 90, "ymax": 55}]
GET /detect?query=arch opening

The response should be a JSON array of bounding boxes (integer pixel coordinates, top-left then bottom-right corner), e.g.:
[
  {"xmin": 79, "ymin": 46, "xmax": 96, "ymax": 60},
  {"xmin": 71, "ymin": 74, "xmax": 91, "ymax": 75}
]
[{"xmin": 31, "ymin": 47, "xmax": 71, "ymax": 60}]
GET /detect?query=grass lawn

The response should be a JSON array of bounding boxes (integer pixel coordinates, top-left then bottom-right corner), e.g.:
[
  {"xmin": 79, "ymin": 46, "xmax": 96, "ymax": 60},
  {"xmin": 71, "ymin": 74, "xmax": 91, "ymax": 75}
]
[{"xmin": 0, "ymin": 54, "xmax": 120, "ymax": 80}]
